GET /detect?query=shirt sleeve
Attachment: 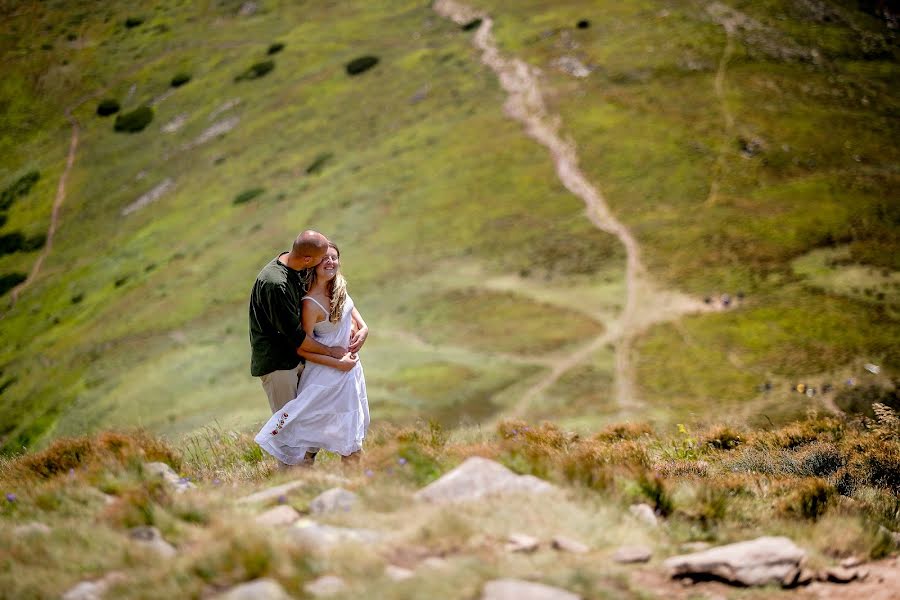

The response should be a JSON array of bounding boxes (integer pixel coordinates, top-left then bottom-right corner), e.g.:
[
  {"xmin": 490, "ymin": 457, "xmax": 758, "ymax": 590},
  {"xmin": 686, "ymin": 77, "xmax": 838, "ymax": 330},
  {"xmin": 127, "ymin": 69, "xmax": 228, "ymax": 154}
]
[{"xmin": 266, "ymin": 282, "xmax": 306, "ymax": 350}]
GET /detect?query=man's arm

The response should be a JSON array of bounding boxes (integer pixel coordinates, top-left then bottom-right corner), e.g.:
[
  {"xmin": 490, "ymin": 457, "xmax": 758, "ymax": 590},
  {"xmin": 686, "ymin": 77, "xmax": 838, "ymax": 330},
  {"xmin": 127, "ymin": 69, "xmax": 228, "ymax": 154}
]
[
  {"xmin": 267, "ymin": 284, "xmax": 344, "ymax": 358},
  {"xmin": 298, "ymin": 299, "xmax": 347, "ymax": 359},
  {"xmin": 348, "ymin": 306, "xmax": 369, "ymax": 353}
]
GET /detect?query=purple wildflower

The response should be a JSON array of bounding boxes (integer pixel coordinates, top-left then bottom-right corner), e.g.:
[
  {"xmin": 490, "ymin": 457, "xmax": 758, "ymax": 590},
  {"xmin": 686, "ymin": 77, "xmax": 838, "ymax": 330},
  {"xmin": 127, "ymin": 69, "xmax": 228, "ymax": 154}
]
[
  {"xmin": 365, "ymin": 469, "xmax": 374, "ymax": 478},
  {"xmin": 212, "ymin": 478, "xmax": 222, "ymax": 486},
  {"xmin": 5, "ymin": 493, "xmax": 16, "ymax": 503},
  {"xmin": 277, "ymin": 494, "xmax": 287, "ymax": 504},
  {"xmin": 398, "ymin": 457, "xmax": 408, "ymax": 466}
]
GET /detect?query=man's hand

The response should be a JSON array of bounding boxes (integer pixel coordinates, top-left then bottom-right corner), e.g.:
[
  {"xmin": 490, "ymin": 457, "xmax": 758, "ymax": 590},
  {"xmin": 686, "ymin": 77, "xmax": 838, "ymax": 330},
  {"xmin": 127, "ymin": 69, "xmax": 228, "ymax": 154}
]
[
  {"xmin": 336, "ymin": 352, "xmax": 359, "ymax": 372},
  {"xmin": 348, "ymin": 326, "xmax": 368, "ymax": 354},
  {"xmin": 328, "ymin": 344, "xmax": 348, "ymax": 359}
]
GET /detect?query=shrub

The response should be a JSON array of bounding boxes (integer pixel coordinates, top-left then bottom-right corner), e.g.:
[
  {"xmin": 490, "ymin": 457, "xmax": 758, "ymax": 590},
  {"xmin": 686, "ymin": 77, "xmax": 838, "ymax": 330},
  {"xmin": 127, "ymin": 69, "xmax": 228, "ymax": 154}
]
[
  {"xmin": 778, "ymin": 477, "xmax": 834, "ymax": 520},
  {"xmin": 114, "ymin": 106, "xmax": 154, "ymax": 133},
  {"xmin": 235, "ymin": 60, "xmax": 274, "ymax": 81},
  {"xmin": 702, "ymin": 425, "xmax": 743, "ymax": 450},
  {"xmin": 305, "ymin": 152, "xmax": 333, "ymax": 175},
  {"xmin": 170, "ymin": 72, "xmax": 191, "ymax": 87},
  {"xmin": 124, "ymin": 17, "xmax": 144, "ymax": 28},
  {"xmin": 835, "ymin": 382, "xmax": 900, "ymax": 418},
  {"xmin": 345, "ymin": 55, "xmax": 379, "ymax": 76},
  {"xmin": 0, "ymin": 171, "xmax": 40, "ymax": 211},
  {"xmin": 797, "ymin": 442, "xmax": 843, "ymax": 477},
  {"xmin": 96, "ymin": 98, "xmax": 120, "ymax": 116},
  {"xmin": 0, "ymin": 214, "xmax": 5, "ymax": 228},
  {"xmin": 635, "ymin": 469, "xmax": 673, "ymax": 516},
  {"xmin": 267, "ymin": 42, "xmax": 284, "ymax": 55},
  {"xmin": 461, "ymin": 18, "xmax": 482, "ymax": 31},
  {"xmin": 0, "ymin": 233, "xmax": 25, "ymax": 255},
  {"xmin": 233, "ymin": 188, "xmax": 264, "ymax": 205},
  {"xmin": 594, "ymin": 421, "xmax": 653, "ymax": 441},
  {"xmin": 0, "ymin": 272, "xmax": 26, "ymax": 296}
]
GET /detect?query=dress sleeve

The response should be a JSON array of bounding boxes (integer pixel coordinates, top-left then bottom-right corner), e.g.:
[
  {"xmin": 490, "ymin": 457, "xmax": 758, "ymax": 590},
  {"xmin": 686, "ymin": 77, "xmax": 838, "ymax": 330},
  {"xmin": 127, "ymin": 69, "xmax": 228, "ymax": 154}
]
[{"xmin": 267, "ymin": 282, "xmax": 306, "ymax": 349}]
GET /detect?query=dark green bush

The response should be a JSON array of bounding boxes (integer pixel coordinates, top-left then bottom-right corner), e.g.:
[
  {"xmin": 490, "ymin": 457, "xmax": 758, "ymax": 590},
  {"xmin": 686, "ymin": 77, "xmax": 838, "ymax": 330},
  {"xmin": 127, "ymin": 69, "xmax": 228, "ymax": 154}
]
[
  {"xmin": 779, "ymin": 478, "xmax": 834, "ymax": 521},
  {"xmin": 0, "ymin": 272, "xmax": 26, "ymax": 296},
  {"xmin": 96, "ymin": 98, "xmax": 120, "ymax": 116},
  {"xmin": 114, "ymin": 106, "xmax": 154, "ymax": 133},
  {"xmin": 345, "ymin": 56, "xmax": 379, "ymax": 76},
  {"xmin": 461, "ymin": 18, "xmax": 482, "ymax": 31},
  {"xmin": 0, "ymin": 171, "xmax": 40, "ymax": 211},
  {"xmin": 233, "ymin": 188, "xmax": 265, "ymax": 205},
  {"xmin": 835, "ymin": 382, "xmax": 900, "ymax": 418},
  {"xmin": 267, "ymin": 42, "xmax": 284, "ymax": 55},
  {"xmin": 124, "ymin": 17, "xmax": 144, "ymax": 29},
  {"xmin": 170, "ymin": 72, "xmax": 191, "ymax": 87},
  {"xmin": 235, "ymin": 60, "xmax": 274, "ymax": 81},
  {"xmin": 0, "ymin": 214, "xmax": 6, "ymax": 228},
  {"xmin": 305, "ymin": 152, "xmax": 333, "ymax": 175},
  {"xmin": 0, "ymin": 233, "xmax": 25, "ymax": 255}
]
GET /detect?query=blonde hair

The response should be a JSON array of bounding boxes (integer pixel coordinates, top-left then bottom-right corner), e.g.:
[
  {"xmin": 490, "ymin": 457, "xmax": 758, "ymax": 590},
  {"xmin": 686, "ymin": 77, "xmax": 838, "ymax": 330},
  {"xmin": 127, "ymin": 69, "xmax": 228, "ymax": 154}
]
[{"xmin": 313, "ymin": 242, "xmax": 347, "ymax": 323}]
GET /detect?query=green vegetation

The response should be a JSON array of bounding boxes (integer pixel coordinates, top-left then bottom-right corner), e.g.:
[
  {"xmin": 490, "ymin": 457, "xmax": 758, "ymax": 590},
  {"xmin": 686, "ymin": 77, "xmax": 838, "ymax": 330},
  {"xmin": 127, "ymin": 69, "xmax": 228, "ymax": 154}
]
[
  {"xmin": 124, "ymin": 17, "xmax": 144, "ymax": 29},
  {"xmin": 234, "ymin": 60, "xmax": 274, "ymax": 81},
  {"xmin": 113, "ymin": 106, "xmax": 154, "ymax": 133},
  {"xmin": 96, "ymin": 99, "xmax": 121, "ymax": 117},
  {"xmin": 267, "ymin": 42, "xmax": 285, "ymax": 55},
  {"xmin": 170, "ymin": 72, "xmax": 192, "ymax": 88},
  {"xmin": 0, "ymin": 171, "xmax": 39, "ymax": 211},
  {"xmin": 232, "ymin": 188, "xmax": 265, "ymax": 205},
  {"xmin": 345, "ymin": 55, "xmax": 379, "ymax": 76}
]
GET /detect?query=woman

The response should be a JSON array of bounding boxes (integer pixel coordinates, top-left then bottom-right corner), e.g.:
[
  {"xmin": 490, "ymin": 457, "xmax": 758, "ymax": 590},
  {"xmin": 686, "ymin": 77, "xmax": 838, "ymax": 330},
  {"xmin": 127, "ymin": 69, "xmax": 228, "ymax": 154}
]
[{"xmin": 255, "ymin": 242, "xmax": 369, "ymax": 465}]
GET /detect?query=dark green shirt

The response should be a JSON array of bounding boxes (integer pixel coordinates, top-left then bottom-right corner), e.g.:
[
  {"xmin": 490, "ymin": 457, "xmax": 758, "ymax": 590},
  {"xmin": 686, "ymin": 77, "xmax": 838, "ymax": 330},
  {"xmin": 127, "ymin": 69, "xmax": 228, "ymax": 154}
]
[{"xmin": 248, "ymin": 253, "xmax": 313, "ymax": 376}]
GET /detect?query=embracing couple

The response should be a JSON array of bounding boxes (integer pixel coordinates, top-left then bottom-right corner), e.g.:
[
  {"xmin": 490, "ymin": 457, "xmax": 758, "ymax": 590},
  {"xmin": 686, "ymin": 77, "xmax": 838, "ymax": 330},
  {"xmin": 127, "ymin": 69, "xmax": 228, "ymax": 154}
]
[{"xmin": 248, "ymin": 230, "xmax": 369, "ymax": 466}]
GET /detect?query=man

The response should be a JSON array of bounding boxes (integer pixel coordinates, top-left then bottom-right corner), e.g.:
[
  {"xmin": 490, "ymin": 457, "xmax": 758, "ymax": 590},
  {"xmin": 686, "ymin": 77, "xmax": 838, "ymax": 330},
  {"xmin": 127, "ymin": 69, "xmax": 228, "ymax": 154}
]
[{"xmin": 249, "ymin": 230, "xmax": 352, "ymax": 414}]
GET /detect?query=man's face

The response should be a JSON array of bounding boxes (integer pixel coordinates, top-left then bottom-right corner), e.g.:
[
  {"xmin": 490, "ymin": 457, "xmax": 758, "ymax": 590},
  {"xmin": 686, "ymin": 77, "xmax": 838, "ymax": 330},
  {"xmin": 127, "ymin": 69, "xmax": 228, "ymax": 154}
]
[{"xmin": 305, "ymin": 247, "xmax": 327, "ymax": 268}]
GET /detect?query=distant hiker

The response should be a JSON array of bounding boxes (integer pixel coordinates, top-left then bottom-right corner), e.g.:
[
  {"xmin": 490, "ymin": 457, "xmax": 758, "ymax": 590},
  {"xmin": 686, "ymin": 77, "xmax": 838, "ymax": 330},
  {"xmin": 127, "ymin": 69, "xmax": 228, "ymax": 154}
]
[
  {"xmin": 249, "ymin": 231, "xmax": 350, "ymax": 415},
  {"xmin": 255, "ymin": 241, "xmax": 370, "ymax": 466}
]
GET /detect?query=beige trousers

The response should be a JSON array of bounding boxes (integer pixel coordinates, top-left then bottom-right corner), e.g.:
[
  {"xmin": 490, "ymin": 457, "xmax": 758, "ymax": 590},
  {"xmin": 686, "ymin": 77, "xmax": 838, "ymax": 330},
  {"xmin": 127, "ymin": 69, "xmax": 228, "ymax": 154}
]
[{"xmin": 260, "ymin": 364, "xmax": 304, "ymax": 413}]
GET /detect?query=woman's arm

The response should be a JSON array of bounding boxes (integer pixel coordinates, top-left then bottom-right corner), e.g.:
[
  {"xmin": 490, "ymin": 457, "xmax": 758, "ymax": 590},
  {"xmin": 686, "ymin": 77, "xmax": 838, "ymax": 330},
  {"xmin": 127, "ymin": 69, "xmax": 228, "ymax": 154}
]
[
  {"xmin": 348, "ymin": 306, "xmax": 369, "ymax": 353},
  {"xmin": 299, "ymin": 299, "xmax": 357, "ymax": 371}
]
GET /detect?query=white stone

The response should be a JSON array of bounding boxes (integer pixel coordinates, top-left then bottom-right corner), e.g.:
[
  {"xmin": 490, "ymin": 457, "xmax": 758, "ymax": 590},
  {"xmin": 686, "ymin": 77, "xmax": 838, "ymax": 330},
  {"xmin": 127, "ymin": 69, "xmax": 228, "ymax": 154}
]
[
  {"xmin": 664, "ymin": 536, "xmax": 806, "ymax": 587},
  {"xmin": 552, "ymin": 56, "xmax": 591, "ymax": 78},
  {"xmin": 303, "ymin": 575, "xmax": 346, "ymax": 597},
  {"xmin": 289, "ymin": 519, "xmax": 381, "ymax": 550},
  {"xmin": 481, "ymin": 578, "xmax": 580, "ymax": 600},
  {"xmin": 629, "ymin": 503, "xmax": 658, "ymax": 527},
  {"xmin": 505, "ymin": 533, "xmax": 540, "ymax": 553},
  {"xmin": 385, "ymin": 565, "xmax": 415, "ymax": 581},
  {"xmin": 551, "ymin": 535, "xmax": 589, "ymax": 554},
  {"xmin": 128, "ymin": 526, "xmax": 177, "ymax": 559},
  {"xmin": 13, "ymin": 521, "xmax": 51, "ymax": 536},
  {"xmin": 214, "ymin": 578, "xmax": 293, "ymax": 600},
  {"xmin": 414, "ymin": 457, "xmax": 556, "ymax": 503},
  {"xmin": 62, "ymin": 572, "xmax": 126, "ymax": 600},
  {"xmin": 122, "ymin": 179, "xmax": 175, "ymax": 216},
  {"xmin": 255, "ymin": 505, "xmax": 301, "ymax": 527},
  {"xmin": 613, "ymin": 545, "xmax": 652, "ymax": 564},
  {"xmin": 420, "ymin": 556, "xmax": 450, "ymax": 570},
  {"xmin": 309, "ymin": 488, "xmax": 357, "ymax": 514}
]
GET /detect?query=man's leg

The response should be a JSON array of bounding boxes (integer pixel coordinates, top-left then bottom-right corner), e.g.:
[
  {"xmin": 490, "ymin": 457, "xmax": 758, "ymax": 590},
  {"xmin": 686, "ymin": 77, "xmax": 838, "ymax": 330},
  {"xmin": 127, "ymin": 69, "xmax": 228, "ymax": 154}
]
[{"xmin": 259, "ymin": 364, "xmax": 303, "ymax": 414}]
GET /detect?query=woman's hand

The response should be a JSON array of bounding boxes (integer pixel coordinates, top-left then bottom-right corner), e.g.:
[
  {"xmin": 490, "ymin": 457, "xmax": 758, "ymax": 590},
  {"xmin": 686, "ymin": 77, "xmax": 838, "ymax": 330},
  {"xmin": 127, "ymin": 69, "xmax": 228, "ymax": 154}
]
[
  {"xmin": 349, "ymin": 326, "xmax": 368, "ymax": 354},
  {"xmin": 336, "ymin": 352, "xmax": 359, "ymax": 372}
]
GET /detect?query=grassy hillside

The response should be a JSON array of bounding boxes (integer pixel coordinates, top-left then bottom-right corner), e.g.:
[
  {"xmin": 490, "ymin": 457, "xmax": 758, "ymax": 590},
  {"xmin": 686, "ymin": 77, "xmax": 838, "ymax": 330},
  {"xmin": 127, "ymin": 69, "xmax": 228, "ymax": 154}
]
[
  {"xmin": 0, "ymin": 414, "xmax": 898, "ymax": 598},
  {"xmin": 0, "ymin": 0, "xmax": 897, "ymax": 452}
]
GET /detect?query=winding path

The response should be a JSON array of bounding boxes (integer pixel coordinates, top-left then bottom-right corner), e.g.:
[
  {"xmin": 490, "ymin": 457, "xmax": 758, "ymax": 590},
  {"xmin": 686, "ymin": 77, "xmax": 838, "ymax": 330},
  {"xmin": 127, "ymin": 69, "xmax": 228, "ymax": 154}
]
[{"xmin": 433, "ymin": 0, "xmax": 707, "ymax": 414}]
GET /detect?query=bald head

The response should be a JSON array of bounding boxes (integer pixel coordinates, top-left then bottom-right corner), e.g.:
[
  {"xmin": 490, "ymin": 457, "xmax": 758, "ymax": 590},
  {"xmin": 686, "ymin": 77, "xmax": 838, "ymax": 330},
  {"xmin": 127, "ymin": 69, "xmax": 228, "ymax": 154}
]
[{"xmin": 283, "ymin": 230, "xmax": 328, "ymax": 271}]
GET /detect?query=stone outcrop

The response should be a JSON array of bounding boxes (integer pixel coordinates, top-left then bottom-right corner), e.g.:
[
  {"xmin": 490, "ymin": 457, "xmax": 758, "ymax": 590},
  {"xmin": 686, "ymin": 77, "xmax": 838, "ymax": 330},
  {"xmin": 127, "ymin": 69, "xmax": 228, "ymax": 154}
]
[
  {"xmin": 663, "ymin": 536, "xmax": 806, "ymax": 587},
  {"xmin": 414, "ymin": 457, "xmax": 555, "ymax": 503}
]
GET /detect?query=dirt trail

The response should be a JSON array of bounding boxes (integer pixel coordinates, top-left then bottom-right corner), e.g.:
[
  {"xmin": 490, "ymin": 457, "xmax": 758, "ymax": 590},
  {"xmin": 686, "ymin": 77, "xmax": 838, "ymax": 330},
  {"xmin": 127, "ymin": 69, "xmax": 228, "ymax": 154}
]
[
  {"xmin": 433, "ymin": 1, "xmax": 707, "ymax": 413},
  {"xmin": 704, "ymin": 3, "xmax": 738, "ymax": 208}
]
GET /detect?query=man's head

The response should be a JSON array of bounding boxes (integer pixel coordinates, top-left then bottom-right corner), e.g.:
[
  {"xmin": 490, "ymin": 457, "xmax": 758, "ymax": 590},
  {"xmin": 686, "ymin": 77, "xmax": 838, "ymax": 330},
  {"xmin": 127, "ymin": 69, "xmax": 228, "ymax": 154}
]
[{"xmin": 285, "ymin": 230, "xmax": 328, "ymax": 270}]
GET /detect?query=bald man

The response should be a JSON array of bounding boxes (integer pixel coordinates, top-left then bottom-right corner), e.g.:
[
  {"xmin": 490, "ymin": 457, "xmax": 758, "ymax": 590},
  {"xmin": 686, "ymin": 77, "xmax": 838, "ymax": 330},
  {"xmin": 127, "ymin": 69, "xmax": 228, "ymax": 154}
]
[{"xmin": 249, "ymin": 231, "xmax": 351, "ymax": 413}]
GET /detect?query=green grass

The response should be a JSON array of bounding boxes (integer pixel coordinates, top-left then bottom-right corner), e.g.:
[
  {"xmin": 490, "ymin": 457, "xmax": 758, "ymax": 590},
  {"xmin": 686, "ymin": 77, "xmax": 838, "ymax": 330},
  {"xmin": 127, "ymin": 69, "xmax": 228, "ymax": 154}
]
[{"xmin": 0, "ymin": 0, "xmax": 897, "ymax": 450}]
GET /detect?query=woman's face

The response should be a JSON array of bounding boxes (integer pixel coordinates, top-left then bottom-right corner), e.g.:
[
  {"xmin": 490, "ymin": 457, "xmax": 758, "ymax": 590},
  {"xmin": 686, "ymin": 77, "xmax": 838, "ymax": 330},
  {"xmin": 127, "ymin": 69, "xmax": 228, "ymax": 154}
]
[{"xmin": 315, "ymin": 246, "xmax": 340, "ymax": 282}]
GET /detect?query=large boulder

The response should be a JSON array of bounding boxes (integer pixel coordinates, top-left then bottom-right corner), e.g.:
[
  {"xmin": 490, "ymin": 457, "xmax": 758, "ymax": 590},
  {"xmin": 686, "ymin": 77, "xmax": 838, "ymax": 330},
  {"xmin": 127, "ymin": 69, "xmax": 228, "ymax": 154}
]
[
  {"xmin": 663, "ymin": 536, "xmax": 806, "ymax": 586},
  {"xmin": 414, "ymin": 457, "xmax": 555, "ymax": 503},
  {"xmin": 143, "ymin": 462, "xmax": 194, "ymax": 493},
  {"xmin": 309, "ymin": 488, "xmax": 357, "ymax": 514},
  {"xmin": 214, "ymin": 578, "xmax": 293, "ymax": 600},
  {"xmin": 481, "ymin": 579, "xmax": 580, "ymax": 600}
]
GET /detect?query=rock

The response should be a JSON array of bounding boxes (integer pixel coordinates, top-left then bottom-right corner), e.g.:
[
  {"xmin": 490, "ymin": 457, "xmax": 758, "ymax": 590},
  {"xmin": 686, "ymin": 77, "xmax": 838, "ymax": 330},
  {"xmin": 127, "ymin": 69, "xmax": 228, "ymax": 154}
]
[
  {"xmin": 414, "ymin": 457, "xmax": 556, "ymax": 504},
  {"xmin": 629, "ymin": 503, "xmax": 658, "ymax": 527},
  {"xmin": 550, "ymin": 535, "xmax": 589, "ymax": 554},
  {"xmin": 420, "ymin": 556, "xmax": 450, "ymax": 570},
  {"xmin": 840, "ymin": 556, "xmax": 863, "ymax": 568},
  {"xmin": 303, "ymin": 575, "xmax": 346, "ymax": 597},
  {"xmin": 161, "ymin": 113, "xmax": 188, "ymax": 133},
  {"xmin": 505, "ymin": 533, "xmax": 540, "ymax": 553},
  {"xmin": 310, "ymin": 488, "xmax": 357, "ymax": 514},
  {"xmin": 481, "ymin": 578, "xmax": 580, "ymax": 600},
  {"xmin": 237, "ymin": 1, "xmax": 258, "ymax": 17},
  {"xmin": 122, "ymin": 178, "xmax": 175, "ymax": 216},
  {"xmin": 237, "ymin": 474, "xmax": 349, "ymax": 505},
  {"xmin": 664, "ymin": 536, "xmax": 806, "ymax": 587},
  {"xmin": 62, "ymin": 572, "xmax": 126, "ymax": 600},
  {"xmin": 819, "ymin": 566, "xmax": 866, "ymax": 583},
  {"xmin": 552, "ymin": 56, "xmax": 591, "ymax": 78},
  {"xmin": 214, "ymin": 578, "xmax": 293, "ymax": 600},
  {"xmin": 13, "ymin": 521, "xmax": 51, "ymax": 536},
  {"xmin": 613, "ymin": 545, "xmax": 652, "ymax": 564},
  {"xmin": 255, "ymin": 505, "xmax": 301, "ymax": 527},
  {"xmin": 680, "ymin": 541, "xmax": 711, "ymax": 552},
  {"xmin": 128, "ymin": 526, "xmax": 177, "ymax": 559},
  {"xmin": 289, "ymin": 519, "xmax": 381, "ymax": 550},
  {"xmin": 385, "ymin": 565, "xmax": 414, "ymax": 581},
  {"xmin": 143, "ymin": 462, "xmax": 194, "ymax": 493}
]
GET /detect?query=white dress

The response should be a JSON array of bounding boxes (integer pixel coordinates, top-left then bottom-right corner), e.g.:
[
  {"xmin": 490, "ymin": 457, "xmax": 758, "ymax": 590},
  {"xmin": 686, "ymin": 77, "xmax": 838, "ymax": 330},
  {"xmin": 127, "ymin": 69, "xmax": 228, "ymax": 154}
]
[{"xmin": 255, "ymin": 294, "xmax": 369, "ymax": 463}]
